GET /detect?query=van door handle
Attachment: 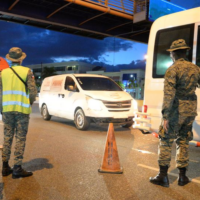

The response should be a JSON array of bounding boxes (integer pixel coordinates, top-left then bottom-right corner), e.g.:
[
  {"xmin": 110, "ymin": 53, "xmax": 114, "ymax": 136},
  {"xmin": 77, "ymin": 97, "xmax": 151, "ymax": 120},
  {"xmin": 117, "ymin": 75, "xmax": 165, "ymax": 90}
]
[{"xmin": 58, "ymin": 94, "xmax": 65, "ymax": 98}]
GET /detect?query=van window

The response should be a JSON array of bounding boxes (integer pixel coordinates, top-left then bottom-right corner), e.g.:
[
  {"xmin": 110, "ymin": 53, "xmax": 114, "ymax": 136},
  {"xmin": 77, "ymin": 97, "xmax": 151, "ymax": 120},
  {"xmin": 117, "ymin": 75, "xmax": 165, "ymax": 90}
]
[
  {"xmin": 196, "ymin": 26, "xmax": 200, "ymax": 67},
  {"xmin": 65, "ymin": 76, "xmax": 79, "ymax": 92},
  {"xmin": 76, "ymin": 77, "xmax": 122, "ymax": 91},
  {"xmin": 153, "ymin": 24, "xmax": 194, "ymax": 78}
]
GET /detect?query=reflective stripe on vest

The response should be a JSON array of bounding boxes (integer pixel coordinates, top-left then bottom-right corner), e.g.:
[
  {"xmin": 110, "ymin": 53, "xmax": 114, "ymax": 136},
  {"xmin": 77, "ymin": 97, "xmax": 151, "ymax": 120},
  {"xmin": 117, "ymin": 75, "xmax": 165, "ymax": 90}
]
[{"xmin": 2, "ymin": 66, "xmax": 31, "ymax": 114}]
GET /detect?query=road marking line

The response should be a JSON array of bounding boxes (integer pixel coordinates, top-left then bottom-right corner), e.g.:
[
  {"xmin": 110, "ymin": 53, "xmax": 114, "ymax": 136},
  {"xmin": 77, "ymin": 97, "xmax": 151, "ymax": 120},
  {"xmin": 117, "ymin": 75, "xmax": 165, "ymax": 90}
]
[
  {"xmin": 190, "ymin": 159, "xmax": 199, "ymax": 163},
  {"xmin": 132, "ymin": 148, "xmax": 156, "ymax": 155},
  {"xmin": 138, "ymin": 164, "xmax": 200, "ymax": 184},
  {"xmin": 133, "ymin": 149, "xmax": 199, "ymax": 163}
]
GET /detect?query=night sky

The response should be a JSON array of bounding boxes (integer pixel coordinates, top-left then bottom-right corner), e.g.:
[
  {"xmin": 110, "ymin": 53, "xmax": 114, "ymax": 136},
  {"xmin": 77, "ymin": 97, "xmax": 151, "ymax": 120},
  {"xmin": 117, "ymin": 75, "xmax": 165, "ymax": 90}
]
[
  {"xmin": 0, "ymin": 20, "xmax": 147, "ymax": 72},
  {"xmin": 1, "ymin": 1, "xmax": 200, "ymax": 72}
]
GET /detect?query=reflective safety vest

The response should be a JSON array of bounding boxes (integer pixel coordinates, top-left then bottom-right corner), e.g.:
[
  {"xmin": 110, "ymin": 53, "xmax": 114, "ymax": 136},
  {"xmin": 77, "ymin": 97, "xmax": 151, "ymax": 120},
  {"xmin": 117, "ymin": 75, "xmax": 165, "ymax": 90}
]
[{"xmin": 1, "ymin": 66, "xmax": 31, "ymax": 114}]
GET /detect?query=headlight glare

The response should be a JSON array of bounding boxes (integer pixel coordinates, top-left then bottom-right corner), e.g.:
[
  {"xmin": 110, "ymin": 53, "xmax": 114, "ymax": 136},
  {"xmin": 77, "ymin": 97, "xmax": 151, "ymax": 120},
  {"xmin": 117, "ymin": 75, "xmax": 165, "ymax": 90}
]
[{"xmin": 87, "ymin": 98, "xmax": 102, "ymax": 111}]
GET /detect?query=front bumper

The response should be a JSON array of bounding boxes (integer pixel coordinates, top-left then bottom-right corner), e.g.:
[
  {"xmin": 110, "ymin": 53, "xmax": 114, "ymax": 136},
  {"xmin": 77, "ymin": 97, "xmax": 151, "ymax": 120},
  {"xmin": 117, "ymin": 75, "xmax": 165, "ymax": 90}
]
[{"xmin": 89, "ymin": 116, "xmax": 134, "ymax": 124}]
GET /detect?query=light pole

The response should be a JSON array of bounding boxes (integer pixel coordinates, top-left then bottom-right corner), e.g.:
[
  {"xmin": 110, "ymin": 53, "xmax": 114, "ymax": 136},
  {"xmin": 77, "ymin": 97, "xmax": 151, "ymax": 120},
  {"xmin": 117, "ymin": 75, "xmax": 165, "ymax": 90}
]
[{"xmin": 41, "ymin": 62, "xmax": 43, "ymax": 84}]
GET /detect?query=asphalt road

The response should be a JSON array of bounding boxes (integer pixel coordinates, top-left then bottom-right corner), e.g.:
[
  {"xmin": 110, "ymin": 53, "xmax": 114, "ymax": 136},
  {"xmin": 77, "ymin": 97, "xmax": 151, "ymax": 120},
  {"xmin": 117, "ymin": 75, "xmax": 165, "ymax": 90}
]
[{"xmin": 0, "ymin": 103, "xmax": 200, "ymax": 200}]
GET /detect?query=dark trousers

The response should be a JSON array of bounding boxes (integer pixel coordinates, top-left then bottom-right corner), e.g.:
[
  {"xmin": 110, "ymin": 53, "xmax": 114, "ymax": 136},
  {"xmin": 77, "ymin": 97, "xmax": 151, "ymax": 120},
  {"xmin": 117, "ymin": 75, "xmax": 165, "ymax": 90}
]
[
  {"xmin": 158, "ymin": 115, "xmax": 195, "ymax": 168},
  {"xmin": 2, "ymin": 112, "xmax": 29, "ymax": 165}
]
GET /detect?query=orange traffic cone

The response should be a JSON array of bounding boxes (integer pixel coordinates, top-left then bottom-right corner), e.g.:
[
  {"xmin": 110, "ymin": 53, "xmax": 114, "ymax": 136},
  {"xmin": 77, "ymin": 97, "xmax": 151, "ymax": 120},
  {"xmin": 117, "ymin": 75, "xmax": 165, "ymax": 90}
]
[{"xmin": 98, "ymin": 123, "xmax": 123, "ymax": 174}]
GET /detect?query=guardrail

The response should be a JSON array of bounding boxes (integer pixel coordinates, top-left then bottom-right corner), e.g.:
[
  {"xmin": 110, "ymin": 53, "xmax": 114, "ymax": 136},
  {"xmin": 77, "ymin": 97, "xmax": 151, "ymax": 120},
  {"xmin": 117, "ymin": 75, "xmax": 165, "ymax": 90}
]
[{"xmin": 91, "ymin": 0, "xmax": 134, "ymax": 14}]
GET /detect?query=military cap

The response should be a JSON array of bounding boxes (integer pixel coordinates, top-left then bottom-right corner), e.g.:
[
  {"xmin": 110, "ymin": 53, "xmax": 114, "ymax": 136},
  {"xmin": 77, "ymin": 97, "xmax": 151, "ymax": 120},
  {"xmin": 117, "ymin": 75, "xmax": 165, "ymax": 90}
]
[
  {"xmin": 166, "ymin": 39, "xmax": 190, "ymax": 52},
  {"xmin": 6, "ymin": 47, "xmax": 26, "ymax": 62}
]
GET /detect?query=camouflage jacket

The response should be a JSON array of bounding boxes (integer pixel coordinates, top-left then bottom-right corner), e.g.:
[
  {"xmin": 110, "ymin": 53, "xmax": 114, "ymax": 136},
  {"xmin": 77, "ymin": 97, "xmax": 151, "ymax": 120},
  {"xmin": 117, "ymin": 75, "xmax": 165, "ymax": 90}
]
[
  {"xmin": 162, "ymin": 58, "xmax": 200, "ymax": 120},
  {"xmin": 0, "ymin": 67, "xmax": 37, "ymax": 112}
]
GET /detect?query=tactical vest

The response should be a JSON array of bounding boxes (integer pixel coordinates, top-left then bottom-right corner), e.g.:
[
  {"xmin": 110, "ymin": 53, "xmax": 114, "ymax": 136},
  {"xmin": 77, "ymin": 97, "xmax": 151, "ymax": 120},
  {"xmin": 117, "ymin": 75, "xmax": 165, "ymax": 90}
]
[{"xmin": 2, "ymin": 66, "xmax": 31, "ymax": 114}]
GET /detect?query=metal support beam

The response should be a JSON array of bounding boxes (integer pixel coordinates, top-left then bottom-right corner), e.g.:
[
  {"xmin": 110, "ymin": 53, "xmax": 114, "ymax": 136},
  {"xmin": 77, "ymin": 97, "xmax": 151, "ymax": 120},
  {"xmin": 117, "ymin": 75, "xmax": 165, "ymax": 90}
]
[
  {"xmin": 74, "ymin": 30, "xmax": 81, "ymax": 34},
  {"xmin": 120, "ymin": 0, "xmax": 125, "ymax": 12},
  {"xmin": 64, "ymin": 0, "xmax": 133, "ymax": 20},
  {"xmin": 46, "ymin": 24, "xmax": 52, "ymax": 29},
  {"xmin": 60, "ymin": 27, "xmax": 67, "ymax": 32},
  {"xmin": 24, "ymin": 20, "xmax": 29, "ymax": 24},
  {"xmin": 46, "ymin": 1, "xmax": 75, "ymax": 19},
  {"xmin": 0, "ymin": 11, "xmax": 112, "ymax": 38},
  {"xmin": 79, "ymin": 8, "xmax": 110, "ymax": 26},
  {"xmin": 8, "ymin": 0, "xmax": 20, "ymax": 11},
  {"xmin": 114, "ymin": 31, "xmax": 136, "ymax": 37},
  {"xmin": 114, "ymin": 27, "xmax": 147, "ymax": 37},
  {"xmin": 130, "ymin": 29, "xmax": 149, "ymax": 37},
  {"xmin": 106, "ymin": 21, "xmax": 132, "ymax": 32}
]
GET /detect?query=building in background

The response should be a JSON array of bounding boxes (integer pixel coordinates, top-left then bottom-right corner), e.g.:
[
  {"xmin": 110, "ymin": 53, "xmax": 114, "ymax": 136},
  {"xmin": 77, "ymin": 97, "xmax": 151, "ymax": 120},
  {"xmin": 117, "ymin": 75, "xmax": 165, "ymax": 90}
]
[
  {"xmin": 27, "ymin": 61, "xmax": 96, "ymax": 80},
  {"xmin": 27, "ymin": 61, "xmax": 145, "ymax": 100}
]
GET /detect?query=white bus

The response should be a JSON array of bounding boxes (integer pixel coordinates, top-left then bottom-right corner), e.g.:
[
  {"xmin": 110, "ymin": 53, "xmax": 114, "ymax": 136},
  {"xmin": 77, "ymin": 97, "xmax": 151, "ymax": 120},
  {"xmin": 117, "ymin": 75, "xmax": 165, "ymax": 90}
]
[{"xmin": 134, "ymin": 7, "xmax": 200, "ymax": 143}]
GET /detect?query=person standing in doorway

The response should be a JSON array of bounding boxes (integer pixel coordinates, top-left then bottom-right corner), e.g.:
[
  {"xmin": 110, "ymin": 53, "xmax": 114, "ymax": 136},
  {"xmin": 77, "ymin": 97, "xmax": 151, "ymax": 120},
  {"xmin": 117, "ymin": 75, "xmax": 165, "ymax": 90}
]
[
  {"xmin": 149, "ymin": 39, "xmax": 200, "ymax": 187},
  {"xmin": 0, "ymin": 47, "xmax": 37, "ymax": 179}
]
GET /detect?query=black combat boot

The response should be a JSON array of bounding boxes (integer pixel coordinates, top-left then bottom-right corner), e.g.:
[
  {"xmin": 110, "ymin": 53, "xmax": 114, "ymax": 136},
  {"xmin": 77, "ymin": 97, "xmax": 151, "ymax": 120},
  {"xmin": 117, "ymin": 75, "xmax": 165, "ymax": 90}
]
[
  {"xmin": 2, "ymin": 161, "xmax": 13, "ymax": 176},
  {"xmin": 149, "ymin": 165, "xmax": 169, "ymax": 187},
  {"xmin": 178, "ymin": 167, "xmax": 190, "ymax": 186},
  {"xmin": 12, "ymin": 165, "xmax": 33, "ymax": 179}
]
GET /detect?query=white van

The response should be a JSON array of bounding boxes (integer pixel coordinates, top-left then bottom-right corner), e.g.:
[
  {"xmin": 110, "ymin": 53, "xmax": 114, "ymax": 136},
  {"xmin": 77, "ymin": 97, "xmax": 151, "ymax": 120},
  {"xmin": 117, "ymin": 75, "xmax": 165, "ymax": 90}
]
[
  {"xmin": 134, "ymin": 7, "xmax": 200, "ymax": 142},
  {"xmin": 39, "ymin": 74, "xmax": 137, "ymax": 130}
]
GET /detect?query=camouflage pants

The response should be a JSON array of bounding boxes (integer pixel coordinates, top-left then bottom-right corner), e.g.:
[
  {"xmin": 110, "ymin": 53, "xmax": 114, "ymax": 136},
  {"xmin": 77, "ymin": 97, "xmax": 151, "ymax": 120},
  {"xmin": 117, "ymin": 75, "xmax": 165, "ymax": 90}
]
[
  {"xmin": 158, "ymin": 115, "xmax": 195, "ymax": 168},
  {"xmin": 2, "ymin": 112, "xmax": 30, "ymax": 165}
]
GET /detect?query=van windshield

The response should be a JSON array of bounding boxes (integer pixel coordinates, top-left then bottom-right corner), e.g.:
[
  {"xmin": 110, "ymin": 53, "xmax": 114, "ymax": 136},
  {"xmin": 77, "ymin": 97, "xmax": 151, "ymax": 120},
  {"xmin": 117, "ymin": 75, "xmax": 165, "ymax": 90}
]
[{"xmin": 75, "ymin": 77, "xmax": 122, "ymax": 91}]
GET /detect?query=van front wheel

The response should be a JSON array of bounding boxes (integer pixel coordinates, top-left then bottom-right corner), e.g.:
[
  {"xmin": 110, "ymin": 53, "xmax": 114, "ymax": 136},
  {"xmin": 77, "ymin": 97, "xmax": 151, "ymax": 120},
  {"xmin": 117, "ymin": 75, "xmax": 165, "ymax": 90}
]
[
  {"xmin": 42, "ymin": 104, "xmax": 51, "ymax": 121},
  {"xmin": 74, "ymin": 109, "xmax": 90, "ymax": 130}
]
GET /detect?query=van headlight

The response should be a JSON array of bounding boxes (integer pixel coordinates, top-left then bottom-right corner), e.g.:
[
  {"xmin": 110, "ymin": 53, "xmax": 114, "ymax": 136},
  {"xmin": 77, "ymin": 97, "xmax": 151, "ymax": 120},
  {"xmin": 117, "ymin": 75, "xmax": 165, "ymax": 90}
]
[
  {"xmin": 87, "ymin": 97, "xmax": 102, "ymax": 111},
  {"xmin": 132, "ymin": 99, "xmax": 138, "ymax": 110}
]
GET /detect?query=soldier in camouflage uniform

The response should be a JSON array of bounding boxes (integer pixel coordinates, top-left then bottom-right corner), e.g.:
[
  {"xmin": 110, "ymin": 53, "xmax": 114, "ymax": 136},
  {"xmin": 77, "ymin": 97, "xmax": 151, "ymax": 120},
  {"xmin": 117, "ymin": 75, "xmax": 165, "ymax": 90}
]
[
  {"xmin": 0, "ymin": 47, "xmax": 37, "ymax": 178},
  {"xmin": 150, "ymin": 39, "xmax": 200, "ymax": 187}
]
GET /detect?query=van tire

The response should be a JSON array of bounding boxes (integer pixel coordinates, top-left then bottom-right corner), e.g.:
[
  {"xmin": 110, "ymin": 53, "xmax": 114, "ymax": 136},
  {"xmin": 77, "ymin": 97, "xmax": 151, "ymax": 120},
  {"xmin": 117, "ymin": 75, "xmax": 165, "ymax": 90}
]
[
  {"xmin": 42, "ymin": 104, "xmax": 51, "ymax": 121},
  {"xmin": 121, "ymin": 121, "xmax": 133, "ymax": 128},
  {"xmin": 74, "ymin": 109, "xmax": 90, "ymax": 130}
]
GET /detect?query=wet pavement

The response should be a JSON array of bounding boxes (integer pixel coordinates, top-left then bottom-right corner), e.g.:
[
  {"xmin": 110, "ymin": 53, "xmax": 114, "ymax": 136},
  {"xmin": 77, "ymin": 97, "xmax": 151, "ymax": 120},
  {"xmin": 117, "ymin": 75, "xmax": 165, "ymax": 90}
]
[{"xmin": 0, "ymin": 103, "xmax": 200, "ymax": 200}]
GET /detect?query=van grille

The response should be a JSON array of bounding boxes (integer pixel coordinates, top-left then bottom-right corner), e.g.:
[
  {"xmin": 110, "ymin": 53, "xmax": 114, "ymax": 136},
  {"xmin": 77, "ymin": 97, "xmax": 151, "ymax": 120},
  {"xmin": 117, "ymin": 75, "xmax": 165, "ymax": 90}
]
[
  {"xmin": 103, "ymin": 100, "xmax": 131, "ymax": 112},
  {"xmin": 108, "ymin": 110, "xmax": 130, "ymax": 112}
]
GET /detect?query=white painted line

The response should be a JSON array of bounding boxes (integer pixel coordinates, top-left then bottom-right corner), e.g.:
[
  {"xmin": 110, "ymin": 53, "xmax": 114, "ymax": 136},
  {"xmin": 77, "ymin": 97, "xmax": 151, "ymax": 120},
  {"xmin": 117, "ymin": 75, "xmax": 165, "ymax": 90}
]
[
  {"xmin": 190, "ymin": 159, "xmax": 199, "ymax": 163},
  {"xmin": 133, "ymin": 148, "xmax": 199, "ymax": 163},
  {"xmin": 138, "ymin": 164, "xmax": 200, "ymax": 184},
  {"xmin": 132, "ymin": 148, "xmax": 156, "ymax": 155}
]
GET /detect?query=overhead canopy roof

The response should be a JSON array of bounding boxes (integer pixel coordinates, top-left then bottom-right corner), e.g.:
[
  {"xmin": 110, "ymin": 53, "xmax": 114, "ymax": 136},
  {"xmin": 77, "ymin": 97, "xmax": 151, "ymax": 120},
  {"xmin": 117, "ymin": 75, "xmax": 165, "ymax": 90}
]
[{"xmin": 0, "ymin": 0, "xmax": 152, "ymax": 43}]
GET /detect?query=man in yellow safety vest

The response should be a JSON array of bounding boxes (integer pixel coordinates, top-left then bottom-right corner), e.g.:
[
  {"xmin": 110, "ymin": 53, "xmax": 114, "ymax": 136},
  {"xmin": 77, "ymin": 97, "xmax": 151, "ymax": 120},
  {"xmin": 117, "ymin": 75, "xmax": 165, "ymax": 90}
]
[{"xmin": 0, "ymin": 47, "xmax": 37, "ymax": 179}]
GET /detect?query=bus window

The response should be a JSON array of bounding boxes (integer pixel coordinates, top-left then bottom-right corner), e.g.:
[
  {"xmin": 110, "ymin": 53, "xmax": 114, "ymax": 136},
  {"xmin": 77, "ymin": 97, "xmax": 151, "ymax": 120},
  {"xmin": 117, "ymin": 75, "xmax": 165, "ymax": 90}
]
[
  {"xmin": 196, "ymin": 26, "xmax": 200, "ymax": 67},
  {"xmin": 153, "ymin": 24, "xmax": 194, "ymax": 78}
]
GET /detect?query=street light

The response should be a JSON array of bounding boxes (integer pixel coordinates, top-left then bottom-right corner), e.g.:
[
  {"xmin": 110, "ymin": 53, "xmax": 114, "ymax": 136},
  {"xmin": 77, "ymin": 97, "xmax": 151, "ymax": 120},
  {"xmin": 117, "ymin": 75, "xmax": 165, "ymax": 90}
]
[{"xmin": 41, "ymin": 62, "xmax": 43, "ymax": 79}]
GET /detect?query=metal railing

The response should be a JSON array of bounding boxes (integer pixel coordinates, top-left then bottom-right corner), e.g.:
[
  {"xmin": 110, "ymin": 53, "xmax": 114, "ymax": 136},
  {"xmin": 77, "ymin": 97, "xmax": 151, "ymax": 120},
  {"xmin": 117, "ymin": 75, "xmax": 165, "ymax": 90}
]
[
  {"xmin": 91, "ymin": 0, "xmax": 134, "ymax": 15},
  {"xmin": 89, "ymin": 0, "xmax": 149, "ymax": 15},
  {"xmin": 133, "ymin": 0, "xmax": 149, "ymax": 14}
]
